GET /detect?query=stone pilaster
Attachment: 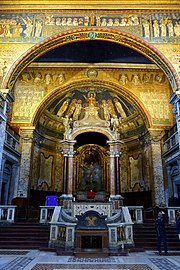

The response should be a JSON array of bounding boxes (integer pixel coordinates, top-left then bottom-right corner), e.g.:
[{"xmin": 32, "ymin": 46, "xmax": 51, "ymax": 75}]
[
  {"xmin": 0, "ymin": 89, "xmax": 14, "ymax": 202},
  {"xmin": 177, "ymin": 159, "xmax": 180, "ymax": 174},
  {"xmin": 31, "ymin": 134, "xmax": 45, "ymax": 190},
  {"xmin": 8, "ymin": 163, "xmax": 19, "ymax": 203},
  {"xmin": 149, "ymin": 129, "xmax": 166, "ymax": 207},
  {"xmin": 17, "ymin": 127, "xmax": 35, "ymax": 197},
  {"xmin": 166, "ymin": 165, "xmax": 173, "ymax": 198},
  {"xmin": 55, "ymin": 145, "xmax": 63, "ymax": 192},
  {"xmin": 0, "ymin": 155, "xmax": 6, "ymax": 203}
]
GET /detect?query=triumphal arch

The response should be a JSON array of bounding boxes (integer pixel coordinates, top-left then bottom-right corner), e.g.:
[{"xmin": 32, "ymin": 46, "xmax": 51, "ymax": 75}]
[{"xmin": 0, "ymin": 0, "xmax": 180, "ymax": 255}]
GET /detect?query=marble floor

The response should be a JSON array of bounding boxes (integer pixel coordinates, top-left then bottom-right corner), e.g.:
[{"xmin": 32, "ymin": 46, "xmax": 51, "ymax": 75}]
[{"xmin": 0, "ymin": 250, "xmax": 180, "ymax": 270}]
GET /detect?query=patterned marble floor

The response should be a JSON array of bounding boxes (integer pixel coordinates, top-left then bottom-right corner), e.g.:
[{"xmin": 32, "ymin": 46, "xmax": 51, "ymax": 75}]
[{"xmin": 0, "ymin": 250, "xmax": 180, "ymax": 270}]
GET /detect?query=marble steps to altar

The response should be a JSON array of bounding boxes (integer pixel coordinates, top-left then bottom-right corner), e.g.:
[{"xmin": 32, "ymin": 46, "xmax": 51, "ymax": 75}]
[
  {"xmin": 132, "ymin": 222, "xmax": 180, "ymax": 251},
  {"xmin": 0, "ymin": 220, "xmax": 180, "ymax": 252},
  {"xmin": 0, "ymin": 222, "xmax": 50, "ymax": 249}
]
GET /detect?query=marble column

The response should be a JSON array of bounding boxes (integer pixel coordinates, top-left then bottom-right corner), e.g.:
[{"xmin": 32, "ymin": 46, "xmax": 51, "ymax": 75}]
[
  {"xmin": 116, "ymin": 155, "xmax": 120, "ymax": 194},
  {"xmin": 61, "ymin": 140, "xmax": 76, "ymax": 196},
  {"xmin": 17, "ymin": 127, "xmax": 35, "ymax": 198},
  {"xmin": 149, "ymin": 129, "xmax": 166, "ymax": 207},
  {"xmin": 109, "ymin": 152, "xmax": 116, "ymax": 196},
  {"xmin": 107, "ymin": 140, "xmax": 122, "ymax": 196},
  {"xmin": 59, "ymin": 140, "xmax": 76, "ymax": 209},
  {"xmin": 67, "ymin": 150, "xmax": 75, "ymax": 196},
  {"xmin": 62, "ymin": 151, "xmax": 68, "ymax": 194}
]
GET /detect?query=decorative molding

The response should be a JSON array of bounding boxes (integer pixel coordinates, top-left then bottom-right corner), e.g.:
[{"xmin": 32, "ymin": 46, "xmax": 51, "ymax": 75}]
[{"xmin": 1, "ymin": 0, "xmax": 179, "ymax": 10}]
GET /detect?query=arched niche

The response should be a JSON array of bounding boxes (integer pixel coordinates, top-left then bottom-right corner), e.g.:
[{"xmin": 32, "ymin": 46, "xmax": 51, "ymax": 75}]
[{"xmin": 73, "ymin": 131, "xmax": 109, "ymax": 193}]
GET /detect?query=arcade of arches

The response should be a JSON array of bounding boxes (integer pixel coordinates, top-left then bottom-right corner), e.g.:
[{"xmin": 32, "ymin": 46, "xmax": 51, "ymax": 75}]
[{"xmin": 0, "ymin": 1, "xmax": 180, "ymax": 213}]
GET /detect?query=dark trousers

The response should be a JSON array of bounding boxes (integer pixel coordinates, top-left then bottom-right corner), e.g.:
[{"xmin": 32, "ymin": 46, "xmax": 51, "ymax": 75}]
[{"xmin": 157, "ymin": 232, "xmax": 167, "ymax": 254}]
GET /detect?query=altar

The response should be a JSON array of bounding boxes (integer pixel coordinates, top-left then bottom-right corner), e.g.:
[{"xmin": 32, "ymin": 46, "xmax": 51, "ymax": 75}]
[{"xmin": 75, "ymin": 191, "xmax": 107, "ymax": 202}]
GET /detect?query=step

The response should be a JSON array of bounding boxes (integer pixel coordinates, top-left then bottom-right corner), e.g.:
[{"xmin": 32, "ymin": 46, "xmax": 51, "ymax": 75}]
[{"xmin": 0, "ymin": 222, "xmax": 50, "ymax": 250}]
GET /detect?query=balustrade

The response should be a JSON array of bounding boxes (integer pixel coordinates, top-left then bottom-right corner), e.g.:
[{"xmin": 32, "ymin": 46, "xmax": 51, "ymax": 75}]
[
  {"xmin": 163, "ymin": 131, "xmax": 179, "ymax": 153},
  {"xmin": 0, "ymin": 205, "xmax": 16, "ymax": 223},
  {"xmin": 4, "ymin": 125, "xmax": 20, "ymax": 152}
]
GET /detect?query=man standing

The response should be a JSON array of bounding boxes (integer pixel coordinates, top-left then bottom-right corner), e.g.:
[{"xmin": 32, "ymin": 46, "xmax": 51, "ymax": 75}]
[{"xmin": 155, "ymin": 211, "xmax": 168, "ymax": 255}]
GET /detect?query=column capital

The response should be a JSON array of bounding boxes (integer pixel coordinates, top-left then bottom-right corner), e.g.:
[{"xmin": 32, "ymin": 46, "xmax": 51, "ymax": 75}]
[
  {"xmin": 107, "ymin": 140, "xmax": 123, "ymax": 157},
  {"xmin": 107, "ymin": 140, "xmax": 124, "ymax": 145},
  {"xmin": 148, "ymin": 128, "xmax": 165, "ymax": 143},
  {"xmin": 60, "ymin": 139, "xmax": 77, "ymax": 146},
  {"xmin": 60, "ymin": 139, "xmax": 76, "ymax": 157},
  {"xmin": 0, "ymin": 89, "xmax": 14, "ymax": 103},
  {"xmin": 20, "ymin": 127, "xmax": 35, "ymax": 143}
]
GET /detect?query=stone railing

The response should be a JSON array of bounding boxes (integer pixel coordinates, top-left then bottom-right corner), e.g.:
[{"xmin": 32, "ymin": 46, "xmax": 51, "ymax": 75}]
[
  {"xmin": 39, "ymin": 206, "xmax": 55, "ymax": 223},
  {"xmin": 0, "ymin": 205, "xmax": 16, "ymax": 223},
  {"xmin": 128, "ymin": 206, "xmax": 143, "ymax": 224},
  {"xmin": 1, "ymin": 204, "xmax": 175, "ymax": 226},
  {"xmin": 163, "ymin": 131, "xmax": 179, "ymax": 154},
  {"xmin": 40, "ymin": 204, "xmax": 143, "ymax": 225},
  {"xmin": 167, "ymin": 207, "xmax": 180, "ymax": 225},
  {"xmin": 107, "ymin": 206, "xmax": 134, "ymax": 251},
  {"xmin": 4, "ymin": 124, "xmax": 20, "ymax": 153}
]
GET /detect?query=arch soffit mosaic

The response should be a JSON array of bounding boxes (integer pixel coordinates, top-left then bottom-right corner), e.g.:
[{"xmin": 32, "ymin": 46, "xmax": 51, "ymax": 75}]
[{"xmin": 4, "ymin": 28, "xmax": 179, "ymax": 92}]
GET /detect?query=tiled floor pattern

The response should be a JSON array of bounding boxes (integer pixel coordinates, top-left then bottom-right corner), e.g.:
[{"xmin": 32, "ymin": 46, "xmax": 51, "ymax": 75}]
[
  {"xmin": 0, "ymin": 251, "xmax": 180, "ymax": 270},
  {"xmin": 67, "ymin": 257, "xmax": 117, "ymax": 263},
  {"xmin": 0, "ymin": 256, "xmax": 34, "ymax": 270},
  {"xmin": 31, "ymin": 264, "xmax": 152, "ymax": 270},
  {"xmin": 149, "ymin": 258, "xmax": 180, "ymax": 270},
  {"xmin": 0, "ymin": 251, "xmax": 29, "ymax": 255}
]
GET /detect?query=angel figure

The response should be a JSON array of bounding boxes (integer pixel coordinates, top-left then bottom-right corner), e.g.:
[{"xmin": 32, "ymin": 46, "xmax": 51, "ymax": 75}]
[
  {"xmin": 66, "ymin": 99, "xmax": 77, "ymax": 118},
  {"xmin": 111, "ymin": 115, "xmax": 119, "ymax": 131},
  {"xmin": 113, "ymin": 97, "xmax": 127, "ymax": 118},
  {"xmin": 101, "ymin": 99, "xmax": 110, "ymax": 120},
  {"xmin": 63, "ymin": 115, "xmax": 72, "ymax": 139},
  {"xmin": 72, "ymin": 100, "xmax": 82, "ymax": 120},
  {"xmin": 57, "ymin": 100, "xmax": 69, "ymax": 117}
]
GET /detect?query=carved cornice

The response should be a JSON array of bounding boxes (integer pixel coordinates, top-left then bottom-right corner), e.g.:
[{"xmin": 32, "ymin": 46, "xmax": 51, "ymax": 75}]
[{"xmin": 1, "ymin": 0, "xmax": 179, "ymax": 10}]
